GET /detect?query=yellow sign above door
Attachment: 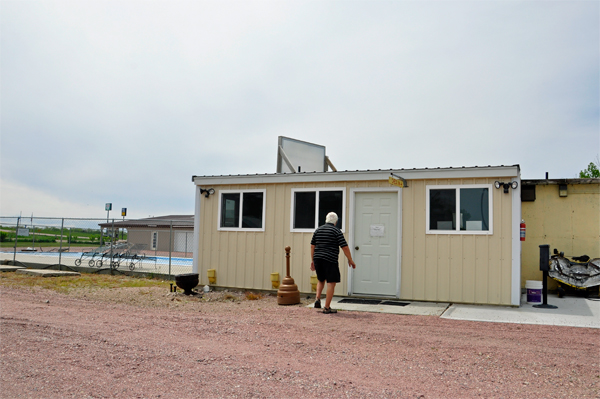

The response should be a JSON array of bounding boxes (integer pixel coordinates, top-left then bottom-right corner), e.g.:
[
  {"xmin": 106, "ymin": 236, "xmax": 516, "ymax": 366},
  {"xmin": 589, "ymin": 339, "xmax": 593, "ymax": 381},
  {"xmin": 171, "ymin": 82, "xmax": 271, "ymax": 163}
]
[{"xmin": 388, "ymin": 176, "xmax": 405, "ymax": 188}]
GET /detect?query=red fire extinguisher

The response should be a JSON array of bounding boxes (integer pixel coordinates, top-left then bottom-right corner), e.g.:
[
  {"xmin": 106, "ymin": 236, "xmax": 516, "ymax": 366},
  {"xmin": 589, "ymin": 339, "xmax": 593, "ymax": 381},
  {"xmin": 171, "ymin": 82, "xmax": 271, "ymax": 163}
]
[{"xmin": 520, "ymin": 220, "xmax": 526, "ymax": 241}]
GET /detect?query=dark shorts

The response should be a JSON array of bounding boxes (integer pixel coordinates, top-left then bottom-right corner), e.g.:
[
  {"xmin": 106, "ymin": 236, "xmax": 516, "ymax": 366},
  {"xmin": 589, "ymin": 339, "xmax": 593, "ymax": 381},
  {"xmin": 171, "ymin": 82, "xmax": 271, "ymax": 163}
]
[{"xmin": 314, "ymin": 258, "xmax": 341, "ymax": 283}]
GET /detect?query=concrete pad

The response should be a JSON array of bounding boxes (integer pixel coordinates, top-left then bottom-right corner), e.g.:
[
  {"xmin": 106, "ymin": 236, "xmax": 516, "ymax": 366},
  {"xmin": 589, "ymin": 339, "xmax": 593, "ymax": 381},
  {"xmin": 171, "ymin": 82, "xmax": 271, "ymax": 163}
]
[
  {"xmin": 441, "ymin": 294, "xmax": 600, "ymax": 329},
  {"xmin": 0, "ymin": 266, "xmax": 26, "ymax": 272},
  {"xmin": 16, "ymin": 269, "xmax": 81, "ymax": 277},
  {"xmin": 306, "ymin": 294, "xmax": 599, "ymax": 328},
  {"xmin": 308, "ymin": 297, "xmax": 450, "ymax": 316}
]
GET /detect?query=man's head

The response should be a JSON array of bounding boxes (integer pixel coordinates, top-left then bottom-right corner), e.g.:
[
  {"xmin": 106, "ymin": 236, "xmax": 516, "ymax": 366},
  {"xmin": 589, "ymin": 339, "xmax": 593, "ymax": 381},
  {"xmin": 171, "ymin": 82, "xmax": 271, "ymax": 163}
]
[{"xmin": 325, "ymin": 212, "xmax": 338, "ymax": 225}]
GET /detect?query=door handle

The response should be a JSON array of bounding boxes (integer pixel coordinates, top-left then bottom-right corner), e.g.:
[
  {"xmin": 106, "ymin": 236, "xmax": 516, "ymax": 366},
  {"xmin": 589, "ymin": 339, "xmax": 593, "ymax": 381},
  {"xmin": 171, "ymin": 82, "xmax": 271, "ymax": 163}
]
[{"xmin": 355, "ymin": 246, "xmax": 359, "ymax": 250}]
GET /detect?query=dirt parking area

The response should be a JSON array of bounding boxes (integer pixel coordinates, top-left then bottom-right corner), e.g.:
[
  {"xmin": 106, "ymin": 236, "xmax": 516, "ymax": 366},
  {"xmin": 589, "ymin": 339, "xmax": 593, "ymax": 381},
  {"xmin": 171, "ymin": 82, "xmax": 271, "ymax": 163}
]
[{"xmin": 1, "ymin": 280, "xmax": 599, "ymax": 398}]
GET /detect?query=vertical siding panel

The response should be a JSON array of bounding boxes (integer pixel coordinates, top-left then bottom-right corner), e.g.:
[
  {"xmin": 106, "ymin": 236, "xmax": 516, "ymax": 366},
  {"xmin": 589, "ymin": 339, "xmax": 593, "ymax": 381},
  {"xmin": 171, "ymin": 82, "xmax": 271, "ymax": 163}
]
[
  {"xmin": 274, "ymin": 185, "xmax": 288, "ymax": 277},
  {"xmin": 437, "ymin": 235, "xmax": 450, "ymax": 301},
  {"xmin": 307, "ymin": 234, "xmax": 316, "ymax": 292},
  {"xmin": 267, "ymin": 186, "xmax": 278, "ymax": 279},
  {"xmin": 244, "ymin": 232, "xmax": 255, "ymax": 289},
  {"xmin": 291, "ymin": 233, "xmax": 305, "ymax": 288},
  {"xmin": 229, "ymin": 233, "xmax": 239, "ymax": 287},
  {"xmin": 275, "ymin": 185, "xmax": 286, "ymax": 282},
  {"xmin": 487, "ymin": 186, "xmax": 505, "ymax": 304},
  {"xmin": 401, "ymin": 184, "xmax": 414, "ymax": 299},
  {"xmin": 294, "ymin": 234, "xmax": 306, "ymax": 293},
  {"xmin": 255, "ymin": 229, "xmax": 265, "ymax": 289},
  {"xmin": 474, "ymin": 235, "xmax": 489, "ymax": 303},
  {"xmin": 449, "ymin": 235, "xmax": 463, "ymax": 301},
  {"xmin": 412, "ymin": 180, "xmax": 427, "ymax": 300},
  {"xmin": 340, "ymin": 180, "xmax": 353, "ymax": 294},
  {"xmin": 472, "ymin": 235, "xmax": 487, "ymax": 303},
  {"xmin": 202, "ymin": 196, "xmax": 210, "ymax": 279},
  {"xmin": 219, "ymin": 232, "xmax": 228, "ymax": 286},
  {"xmin": 281, "ymin": 183, "xmax": 291, "ymax": 282},
  {"xmin": 425, "ymin": 235, "xmax": 438, "ymax": 300},
  {"xmin": 227, "ymin": 232, "xmax": 235, "ymax": 287},
  {"xmin": 240, "ymin": 232, "xmax": 249, "ymax": 288},
  {"xmin": 264, "ymin": 185, "xmax": 277, "ymax": 286},
  {"xmin": 457, "ymin": 236, "xmax": 477, "ymax": 302},
  {"xmin": 206, "ymin": 196, "xmax": 216, "ymax": 284},
  {"xmin": 500, "ymin": 188, "xmax": 513, "ymax": 304},
  {"xmin": 488, "ymin": 206, "xmax": 501, "ymax": 304},
  {"xmin": 198, "ymin": 201, "xmax": 206, "ymax": 285}
]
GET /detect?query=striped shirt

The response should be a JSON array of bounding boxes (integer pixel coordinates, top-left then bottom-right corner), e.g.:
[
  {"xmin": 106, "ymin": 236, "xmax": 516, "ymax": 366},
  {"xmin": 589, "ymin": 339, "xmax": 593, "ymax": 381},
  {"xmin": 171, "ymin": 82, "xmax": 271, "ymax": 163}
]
[{"xmin": 311, "ymin": 223, "xmax": 348, "ymax": 263}]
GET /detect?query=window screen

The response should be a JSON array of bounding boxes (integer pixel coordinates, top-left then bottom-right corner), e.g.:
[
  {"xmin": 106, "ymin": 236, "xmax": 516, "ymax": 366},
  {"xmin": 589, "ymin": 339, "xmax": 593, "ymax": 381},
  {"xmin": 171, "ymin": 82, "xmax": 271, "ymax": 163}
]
[
  {"xmin": 221, "ymin": 193, "xmax": 240, "ymax": 228},
  {"xmin": 294, "ymin": 192, "xmax": 316, "ymax": 229},
  {"xmin": 219, "ymin": 191, "xmax": 265, "ymax": 230},
  {"xmin": 429, "ymin": 189, "xmax": 456, "ymax": 231},
  {"xmin": 460, "ymin": 188, "xmax": 489, "ymax": 231},
  {"xmin": 242, "ymin": 192, "xmax": 264, "ymax": 228},
  {"xmin": 292, "ymin": 189, "xmax": 344, "ymax": 230},
  {"xmin": 319, "ymin": 191, "xmax": 343, "ymax": 228},
  {"xmin": 428, "ymin": 185, "xmax": 492, "ymax": 234}
]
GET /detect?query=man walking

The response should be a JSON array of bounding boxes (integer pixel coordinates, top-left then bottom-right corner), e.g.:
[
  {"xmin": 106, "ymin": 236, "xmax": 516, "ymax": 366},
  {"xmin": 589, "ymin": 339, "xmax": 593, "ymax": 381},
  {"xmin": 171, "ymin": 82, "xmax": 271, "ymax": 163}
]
[{"xmin": 310, "ymin": 212, "xmax": 356, "ymax": 313}]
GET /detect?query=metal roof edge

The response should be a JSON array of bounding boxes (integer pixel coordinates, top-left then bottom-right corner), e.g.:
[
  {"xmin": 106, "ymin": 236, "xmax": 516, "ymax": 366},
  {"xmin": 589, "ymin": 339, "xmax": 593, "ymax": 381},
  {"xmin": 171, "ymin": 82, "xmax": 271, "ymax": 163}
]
[
  {"xmin": 192, "ymin": 165, "xmax": 520, "ymax": 185},
  {"xmin": 522, "ymin": 178, "xmax": 600, "ymax": 185}
]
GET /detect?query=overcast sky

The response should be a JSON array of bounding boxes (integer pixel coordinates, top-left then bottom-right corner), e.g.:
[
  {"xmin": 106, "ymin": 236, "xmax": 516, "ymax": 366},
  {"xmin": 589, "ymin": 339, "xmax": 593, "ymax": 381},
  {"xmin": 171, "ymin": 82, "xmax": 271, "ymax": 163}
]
[{"xmin": 1, "ymin": 1, "xmax": 598, "ymax": 219}]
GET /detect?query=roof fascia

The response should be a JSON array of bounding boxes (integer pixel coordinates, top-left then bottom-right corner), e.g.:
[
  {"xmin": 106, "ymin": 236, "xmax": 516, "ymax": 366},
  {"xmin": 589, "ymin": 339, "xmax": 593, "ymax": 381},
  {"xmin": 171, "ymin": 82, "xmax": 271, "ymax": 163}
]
[
  {"xmin": 522, "ymin": 178, "xmax": 600, "ymax": 185},
  {"xmin": 193, "ymin": 166, "xmax": 520, "ymax": 186}
]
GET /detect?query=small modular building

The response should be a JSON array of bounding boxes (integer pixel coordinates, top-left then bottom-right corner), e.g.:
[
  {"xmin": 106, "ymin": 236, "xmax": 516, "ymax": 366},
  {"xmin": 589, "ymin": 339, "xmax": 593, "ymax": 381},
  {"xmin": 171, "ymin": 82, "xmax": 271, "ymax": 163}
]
[
  {"xmin": 99, "ymin": 215, "xmax": 194, "ymax": 254},
  {"xmin": 192, "ymin": 165, "xmax": 522, "ymax": 306}
]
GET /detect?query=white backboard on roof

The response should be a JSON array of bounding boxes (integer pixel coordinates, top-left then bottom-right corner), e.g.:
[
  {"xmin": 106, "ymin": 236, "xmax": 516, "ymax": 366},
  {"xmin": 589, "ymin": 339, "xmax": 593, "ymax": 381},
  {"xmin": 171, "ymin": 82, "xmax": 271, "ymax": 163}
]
[{"xmin": 277, "ymin": 136, "xmax": 327, "ymax": 173}]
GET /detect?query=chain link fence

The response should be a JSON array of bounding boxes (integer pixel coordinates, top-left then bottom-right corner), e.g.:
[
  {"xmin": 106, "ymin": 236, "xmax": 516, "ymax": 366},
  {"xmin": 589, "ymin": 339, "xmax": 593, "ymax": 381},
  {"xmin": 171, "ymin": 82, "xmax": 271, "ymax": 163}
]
[{"xmin": 0, "ymin": 216, "xmax": 193, "ymax": 279}]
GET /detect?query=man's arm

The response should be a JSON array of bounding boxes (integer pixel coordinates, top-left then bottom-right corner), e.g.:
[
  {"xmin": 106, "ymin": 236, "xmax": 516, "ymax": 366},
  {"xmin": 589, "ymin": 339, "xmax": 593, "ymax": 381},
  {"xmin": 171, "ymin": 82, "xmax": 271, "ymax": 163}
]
[
  {"xmin": 342, "ymin": 246, "xmax": 356, "ymax": 269},
  {"xmin": 310, "ymin": 244, "xmax": 316, "ymax": 271}
]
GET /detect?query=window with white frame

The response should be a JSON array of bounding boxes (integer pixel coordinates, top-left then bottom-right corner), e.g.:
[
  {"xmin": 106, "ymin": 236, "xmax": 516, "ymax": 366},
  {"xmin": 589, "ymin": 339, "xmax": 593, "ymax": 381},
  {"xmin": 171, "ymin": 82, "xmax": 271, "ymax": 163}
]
[
  {"xmin": 291, "ymin": 188, "xmax": 345, "ymax": 232},
  {"xmin": 218, "ymin": 190, "xmax": 265, "ymax": 231},
  {"xmin": 426, "ymin": 185, "xmax": 492, "ymax": 234}
]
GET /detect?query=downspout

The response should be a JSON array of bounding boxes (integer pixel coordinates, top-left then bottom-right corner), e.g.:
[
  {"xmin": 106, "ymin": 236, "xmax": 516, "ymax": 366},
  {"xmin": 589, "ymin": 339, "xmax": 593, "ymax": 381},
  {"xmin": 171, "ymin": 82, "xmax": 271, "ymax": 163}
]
[
  {"xmin": 511, "ymin": 168, "xmax": 522, "ymax": 306},
  {"xmin": 192, "ymin": 182, "xmax": 202, "ymax": 274}
]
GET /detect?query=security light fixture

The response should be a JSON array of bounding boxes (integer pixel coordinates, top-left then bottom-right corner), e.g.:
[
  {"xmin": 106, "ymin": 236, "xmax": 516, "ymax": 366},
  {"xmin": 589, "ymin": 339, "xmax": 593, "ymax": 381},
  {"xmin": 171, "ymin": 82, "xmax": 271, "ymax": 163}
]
[
  {"xmin": 494, "ymin": 181, "xmax": 518, "ymax": 194},
  {"xmin": 200, "ymin": 188, "xmax": 215, "ymax": 198},
  {"xmin": 559, "ymin": 184, "xmax": 568, "ymax": 197}
]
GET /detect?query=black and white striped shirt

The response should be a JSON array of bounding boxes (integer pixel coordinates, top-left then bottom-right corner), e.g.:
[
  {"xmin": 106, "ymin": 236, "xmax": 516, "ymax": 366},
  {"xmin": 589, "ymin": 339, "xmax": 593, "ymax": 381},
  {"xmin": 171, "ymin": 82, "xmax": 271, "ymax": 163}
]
[{"xmin": 311, "ymin": 223, "xmax": 348, "ymax": 263}]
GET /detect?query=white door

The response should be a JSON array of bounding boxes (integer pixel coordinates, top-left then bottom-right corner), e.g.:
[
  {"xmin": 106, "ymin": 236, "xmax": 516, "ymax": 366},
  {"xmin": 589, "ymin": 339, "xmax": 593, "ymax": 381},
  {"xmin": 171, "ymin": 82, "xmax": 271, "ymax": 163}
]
[{"xmin": 352, "ymin": 192, "xmax": 399, "ymax": 296}]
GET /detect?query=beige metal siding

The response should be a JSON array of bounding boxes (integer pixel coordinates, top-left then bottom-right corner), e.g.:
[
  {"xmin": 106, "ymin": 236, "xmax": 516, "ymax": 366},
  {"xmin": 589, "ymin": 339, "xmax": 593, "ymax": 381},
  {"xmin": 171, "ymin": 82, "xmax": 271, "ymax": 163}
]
[
  {"xmin": 157, "ymin": 231, "xmax": 172, "ymax": 252},
  {"xmin": 197, "ymin": 181, "xmax": 385, "ymax": 295},
  {"xmin": 127, "ymin": 230, "xmax": 149, "ymax": 249},
  {"xmin": 401, "ymin": 178, "xmax": 514, "ymax": 305},
  {"xmin": 197, "ymin": 177, "xmax": 515, "ymax": 305}
]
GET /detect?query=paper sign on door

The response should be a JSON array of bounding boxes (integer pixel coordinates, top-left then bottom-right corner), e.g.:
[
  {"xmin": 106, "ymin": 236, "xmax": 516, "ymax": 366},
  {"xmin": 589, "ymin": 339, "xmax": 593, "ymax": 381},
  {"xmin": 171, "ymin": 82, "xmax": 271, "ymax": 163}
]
[{"xmin": 370, "ymin": 224, "xmax": 385, "ymax": 237}]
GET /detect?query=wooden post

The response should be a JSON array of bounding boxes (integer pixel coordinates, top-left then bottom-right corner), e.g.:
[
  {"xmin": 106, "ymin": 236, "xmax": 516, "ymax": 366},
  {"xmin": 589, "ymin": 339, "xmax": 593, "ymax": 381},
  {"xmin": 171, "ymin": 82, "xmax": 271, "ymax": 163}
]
[{"xmin": 277, "ymin": 246, "xmax": 300, "ymax": 305}]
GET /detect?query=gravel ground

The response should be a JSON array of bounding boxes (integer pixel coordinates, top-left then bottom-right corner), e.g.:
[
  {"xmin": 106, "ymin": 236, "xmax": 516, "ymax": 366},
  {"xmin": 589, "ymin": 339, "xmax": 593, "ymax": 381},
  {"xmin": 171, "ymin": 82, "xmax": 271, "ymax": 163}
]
[{"xmin": 1, "ymin": 284, "xmax": 599, "ymax": 399}]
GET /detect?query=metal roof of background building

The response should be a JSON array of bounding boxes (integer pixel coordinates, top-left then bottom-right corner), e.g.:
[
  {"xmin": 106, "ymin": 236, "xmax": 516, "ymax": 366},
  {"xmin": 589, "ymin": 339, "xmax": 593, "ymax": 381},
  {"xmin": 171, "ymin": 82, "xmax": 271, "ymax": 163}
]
[{"xmin": 99, "ymin": 215, "xmax": 194, "ymax": 229}]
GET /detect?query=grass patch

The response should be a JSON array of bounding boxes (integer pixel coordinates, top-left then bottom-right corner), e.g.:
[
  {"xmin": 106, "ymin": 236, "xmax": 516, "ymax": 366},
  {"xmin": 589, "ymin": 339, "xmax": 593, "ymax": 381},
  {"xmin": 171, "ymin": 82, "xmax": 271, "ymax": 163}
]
[
  {"xmin": 0, "ymin": 272, "xmax": 167, "ymax": 294},
  {"xmin": 0, "ymin": 242, "xmax": 96, "ymax": 248}
]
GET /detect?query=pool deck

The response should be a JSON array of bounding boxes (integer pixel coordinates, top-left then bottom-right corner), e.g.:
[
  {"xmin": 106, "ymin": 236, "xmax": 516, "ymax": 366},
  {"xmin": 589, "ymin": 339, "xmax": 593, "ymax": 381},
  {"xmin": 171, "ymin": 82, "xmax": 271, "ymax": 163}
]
[{"xmin": 0, "ymin": 251, "xmax": 191, "ymax": 276}]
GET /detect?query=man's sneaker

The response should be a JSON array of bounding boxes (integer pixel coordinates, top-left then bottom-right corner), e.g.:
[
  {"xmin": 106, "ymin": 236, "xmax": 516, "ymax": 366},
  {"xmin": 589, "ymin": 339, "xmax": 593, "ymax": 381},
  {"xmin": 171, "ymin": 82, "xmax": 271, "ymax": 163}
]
[
  {"xmin": 323, "ymin": 307, "xmax": 337, "ymax": 314},
  {"xmin": 314, "ymin": 299, "xmax": 321, "ymax": 309}
]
